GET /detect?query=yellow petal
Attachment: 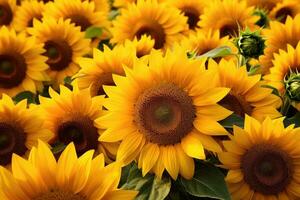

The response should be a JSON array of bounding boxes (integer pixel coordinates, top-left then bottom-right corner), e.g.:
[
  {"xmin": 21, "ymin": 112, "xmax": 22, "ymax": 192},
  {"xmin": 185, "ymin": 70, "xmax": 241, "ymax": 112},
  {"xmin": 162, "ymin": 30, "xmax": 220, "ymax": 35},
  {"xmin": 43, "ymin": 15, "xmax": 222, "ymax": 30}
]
[
  {"xmin": 161, "ymin": 146, "xmax": 179, "ymax": 180},
  {"xmin": 102, "ymin": 190, "xmax": 138, "ymax": 200},
  {"xmin": 181, "ymin": 132, "xmax": 206, "ymax": 160},
  {"xmin": 194, "ymin": 117, "xmax": 228, "ymax": 135},
  {"xmin": 138, "ymin": 143, "xmax": 160, "ymax": 176},
  {"xmin": 175, "ymin": 144, "xmax": 195, "ymax": 180}
]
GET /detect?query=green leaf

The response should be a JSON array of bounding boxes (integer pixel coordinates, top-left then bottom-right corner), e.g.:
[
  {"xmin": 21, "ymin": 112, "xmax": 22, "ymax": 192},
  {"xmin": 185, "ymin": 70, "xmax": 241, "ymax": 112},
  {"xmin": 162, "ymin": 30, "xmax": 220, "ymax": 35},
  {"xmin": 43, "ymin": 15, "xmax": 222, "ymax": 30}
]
[
  {"xmin": 13, "ymin": 91, "xmax": 36, "ymax": 104},
  {"xmin": 220, "ymin": 114, "xmax": 244, "ymax": 128},
  {"xmin": 284, "ymin": 112, "xmax": 300, "ymax": 128},
  {"xmin": 248, "ymin": 64, "xmax": 260, "ymax": 75},
  {"xmin": 180, "ymin": 162, "xmax": 231, "ymax": 200},
  {"xmin": 196, "ymin": 46, "xmax": 233, "ymax": 59},
  {"xmin": 121, "ymin": 162, "xmax": 171, "ymax": 200},
  {"xmin": 85, "ymin": 26, "xmax": 103, "ymax": 38}
]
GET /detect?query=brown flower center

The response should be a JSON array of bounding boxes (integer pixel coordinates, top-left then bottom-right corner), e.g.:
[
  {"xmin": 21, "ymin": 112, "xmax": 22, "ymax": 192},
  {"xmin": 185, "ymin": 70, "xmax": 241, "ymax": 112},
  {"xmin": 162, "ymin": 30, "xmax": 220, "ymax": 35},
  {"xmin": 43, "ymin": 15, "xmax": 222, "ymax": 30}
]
[
  {"xmin": 32, "ymin": 189, "xmax": 87, "ymax": 200},
  {"xmin": 43, "ymin": 40, "xmax": 73, "ymax": 71},
  {"xmin": 219, "ymin": 92, "xmax": 252, "ymax": 117},
  {"xmin": 91, "ymin": 73, "xmax": 115, "ymax": 96},
  {"xmin": 0, "ymin": 3, "xmax": 13, "ymax": 26},
  {"xmin": 69, "ymin": 15, "xmax": 92, "ymax": 31},
  {"xmin": 0, "ymin": 122, "xmax": 27, "ymax": 166},
  {"xmin": 275, "ymin": 7, "xmax": 292, "ymax": 23},
  {"xmin": 135, "ymin": 23, "xmax": 166, "ymax": 49},
  {"xmin": 241, "ymin": 144, "xmax": 293, "ymax": 195},
  {"xmin": 57, "ymin": 116, "xmax": 98, "ymax": 156},
  {"xmin": 135, "ymin": 83, "xmax": 195, "ymax": 145},
  {"xmin": 181, "ymin": 7, "xmax": 200, "ymax": 30},
  {"xmin": 219, "ymin": 23, "xmax": 239, "ymax": 37},
  {"xmin": 0, "ymin": 54, "xmax": 27, "ymax": 89}
]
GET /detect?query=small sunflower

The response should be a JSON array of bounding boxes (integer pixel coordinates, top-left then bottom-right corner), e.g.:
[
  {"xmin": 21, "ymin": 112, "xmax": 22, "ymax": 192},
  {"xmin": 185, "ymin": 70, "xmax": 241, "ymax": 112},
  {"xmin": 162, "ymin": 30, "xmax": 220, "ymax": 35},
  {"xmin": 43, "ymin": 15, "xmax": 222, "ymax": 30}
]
[
  {"xmin": 181, "ymin": 29, "xmax": 235, "ymax": 57},
  {"xmin": 167, "ymin": 0, "xmax": 206, "ymax": 30},
  {"xmin": 110, "ymin": 0, "xmax": 188, "ymax": 50},
  {"xmin": 28, "ymin": 18, "xmax": 90, "ymax": 88},
  {"xmin": 75, "ymin": 44, "xmax": 137, "ymax": 97},
  {"xmin": 0, "ymin": 26, "xmax": 48, "ymax": 96},
  {"xmin": 12, "ymin": 0, "xmax": 45, "ymax": 32},
  {"xmin": 264, "ymin": 43, "xmax": 300, "ymax": 110},
  {"xmin": 209, "ymin": 59, "xmax": 281, "ymax": 121},
  {"xmin": 219, "ymin": 116, "xmax": 300, "ymax": 199},
  {"xmin": 97, "ymin": 47, "xmax": 232, "ymax": 180},
  {"xmin": 43, "ymin": 0, "xmax": 110, "ymax": 32},
  {"xmin": 39, "ymin": 85, "xmax": 117, "ymax": 162},
  {"xmin": 259, "ymin": 15, "xmax": 300, "ymax": 74},
  {"xmin": 198, "ymin": 0, "xmax": 259, "ymax": 37},
  {"xmin": 0, "ymin": 0, "xmax": 16, "ymax": 27},
  {"xmin": 269, "ymin": 0, "xmax": 300, "ymax": 23},
  {"xmin": 0, "ymin": 141, "xmax": 138, "ymax": 200},
  {"xmin": 0, "ymin": 95, "xmax": 53, "ymax": 166},
  {"xmin": 246, "ymin": 0, "xmax": 281, "ymax": 11}
]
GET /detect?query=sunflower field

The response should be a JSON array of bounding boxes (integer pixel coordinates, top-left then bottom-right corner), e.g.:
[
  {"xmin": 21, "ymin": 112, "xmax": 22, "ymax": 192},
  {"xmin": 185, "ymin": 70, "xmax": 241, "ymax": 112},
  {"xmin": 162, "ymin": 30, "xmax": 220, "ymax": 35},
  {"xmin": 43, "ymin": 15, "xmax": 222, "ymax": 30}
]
[{"xmin": 1, "ymin": 0, "xmax": 300, "ymax": 199}]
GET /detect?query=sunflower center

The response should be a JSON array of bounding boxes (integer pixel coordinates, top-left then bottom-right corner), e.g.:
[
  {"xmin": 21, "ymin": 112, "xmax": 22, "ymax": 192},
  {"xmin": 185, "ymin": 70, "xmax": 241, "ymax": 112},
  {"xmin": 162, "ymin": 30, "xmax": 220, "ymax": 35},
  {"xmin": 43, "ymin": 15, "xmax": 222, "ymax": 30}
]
[
  {"xmin": 241, "ymin": 144, "xmax": 293, "ymax": 195},
  {"xmin": 135, "ymin": 83, "xmax": 195, "ymax": 145},
  {"xmin": 135, "ymin": 24, "xmax": 166, "ymax": 49},
  {"xmin": 69, "ymin": 15, "xmax": 92, "ymax": 31},
  {"xmin": 181, "ymin": 7, "xmax": 200, "ymax": 29},
  {"xmin": 219, "ymin": 23, "xmax": 239, "ymax": 37},
  {"xmin": 0, "ymin": 3, "xmax": 13, "ymax": 26},
  {"xmin": 92, "ymin": 73, "xmax": 114, "ymax": 96},
  {"xmin": 44, "ymin": 40, "xmax": 73, "ymax": 71},
  {"xmin": 0, "ymin": 54, "xmax": 27, "ymax": 89},
  {"xmin": 57, "ymin": 116, "xmax": 98, "ymax": 155},
  {"xmin": 33, "ymin": 189, "xmax": 87, "ymax": 200},
  {"xmin": 219, "ymin": 92, "xmax": 252, "ymax": 117},
  {"xmin": 0, "ymin": 122, "xmax": 27, "ymax": 166},
  {"xmin": 275, "ymin": 7, "xmax": 292, "ymax": 23}
]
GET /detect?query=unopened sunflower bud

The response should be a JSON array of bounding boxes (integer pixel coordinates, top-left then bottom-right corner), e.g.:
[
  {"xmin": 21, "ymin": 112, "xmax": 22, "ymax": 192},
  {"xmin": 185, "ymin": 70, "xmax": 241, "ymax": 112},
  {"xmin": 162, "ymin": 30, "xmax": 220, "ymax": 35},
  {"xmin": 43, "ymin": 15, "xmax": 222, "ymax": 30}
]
[
  {"xmin": 235, "ymin": 29, "xmax": 265, "ymax": 59},
  {"xmin": 253, "ymin": 8, "xmax": 269, "ymax": 28},
  {"xmin": 285, "ymin": 73, "xmax": 300, "ymax": 102}
]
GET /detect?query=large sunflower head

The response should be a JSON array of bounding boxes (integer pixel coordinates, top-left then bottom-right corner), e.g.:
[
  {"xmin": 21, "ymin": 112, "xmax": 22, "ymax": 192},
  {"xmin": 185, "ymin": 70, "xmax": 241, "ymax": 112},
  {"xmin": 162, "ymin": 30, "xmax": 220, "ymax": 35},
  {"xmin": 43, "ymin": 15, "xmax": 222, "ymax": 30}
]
[
  {"xmin": 0, "ymin": 95, "xmax": 54, "ymax": 166},
  {"xmin": 0, "ymin": 26, "xmax": 48, "ymax": 96},
  {"xmin": 269, "ymin": 0, "xmax": 300, "ymax": 23},
  {"xmin": 246, "ymin": 0, "xmax": 281, "ymax": 11},
  {"xmin": 39, "ymin": 85, "xmax": 117, "ymax": 161},
  {"xmin": 75, "ymin": 44, "xmax": 137, "ymax": 97},
  {"xmin": 198, "ymin": 0, "xmax": 259, "ymax": 37},
  {"xmin": 181, "ymin": 29, "xmax": 236, "ymax": 57},
  {"xmin": 167, "ymin": 0, "xmax": 206, "ymax": 30},
  {"xmin": 209, "ymin": 59, "xmax": 281, "ymax": 121},
  {"xmin": 28, "ymin": 18, "xmax": 90, "ymax": 88},
  {"xmin": 97, "ymin": 46, "xmax": 232, "ymax": 180},
  {"xmin": 0, "ymin": 0, "xmax": 16, "ymax": 27},
  {"xmin": 110, "ymin": 0, "xmax": 188, "ymax": 50},
  {"xmin": 12, "ymin": 0, "xmax": 45, "ymax": 32},
  {"xmin": 264, "ymin": 43, "xmax": 300, "ymax": 110},
  {"xmin": 43, "ymin": 0, "xmax": 110, "ymax": 32},
  {"xmin": 0, "ymin": 141, "xmax": 138, "ymax": 200},
  {"xmin": 219, "ymin": 116, "xmax": 300, "ymax": 199},
  {"xmin": 259, "ymin": 15, "xmax": 300, "ymax": 74}
]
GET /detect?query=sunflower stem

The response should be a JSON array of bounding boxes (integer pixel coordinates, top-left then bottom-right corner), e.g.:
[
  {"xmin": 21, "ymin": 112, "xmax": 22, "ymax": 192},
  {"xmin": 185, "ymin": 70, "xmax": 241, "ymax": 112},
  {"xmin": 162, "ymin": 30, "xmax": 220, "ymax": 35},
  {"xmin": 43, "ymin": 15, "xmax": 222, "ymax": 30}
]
[{"xmin": 280, "ymin": 97, "xmax": 291, "ymax": 116}]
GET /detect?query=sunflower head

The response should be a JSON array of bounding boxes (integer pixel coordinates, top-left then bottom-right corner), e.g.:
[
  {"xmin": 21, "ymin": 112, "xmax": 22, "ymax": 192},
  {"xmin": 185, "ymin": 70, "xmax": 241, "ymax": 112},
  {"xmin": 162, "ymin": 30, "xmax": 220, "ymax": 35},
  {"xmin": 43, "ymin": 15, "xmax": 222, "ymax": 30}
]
[
  {"xmin": 219, "ymin": 116, "xmax": 300, "ymax": 199},
  {"xmin": 110, "ymin": 0, "xmax": 188, "ymax": 50},
  {"xmin": 269, "ymin": 0, "xmax": 300, "ymax": 23},
  {"xmin": 285, "ymin": 72, "xmax": 300, "ymax": 102},
  {"xmin": 0, "ymin": 0, "xmax": 16, "ymax": 27}
]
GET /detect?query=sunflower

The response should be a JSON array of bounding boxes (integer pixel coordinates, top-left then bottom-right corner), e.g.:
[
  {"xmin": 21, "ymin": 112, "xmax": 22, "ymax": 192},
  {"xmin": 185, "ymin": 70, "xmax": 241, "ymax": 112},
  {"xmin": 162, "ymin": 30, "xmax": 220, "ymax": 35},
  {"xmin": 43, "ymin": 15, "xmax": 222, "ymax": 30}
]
[
  {"xmin": 198, "ymin": 0, "xmax": 259, "ymax": 38},
  {"xmin": 0, "ymin": 95, "xmax": 53, "ymax": 166},
  {"xmin": 167, "ymin": 0, "xmax": 206, "ymax": 30},
  {"xmin": 269, "ymin": 0, "xmax": 300, "ymax": 23},
  {"xmin": 259, "ymin": 15, "xmax": 300, "ymax": 74},
  {"xmin": 209, "ymin": 59, "xmax": 281, "ymax": 121},
  {"xmin": 181, "ymin": 29, "xmax": 235, "ymax": 57},
  {"xmin": 28, "ymin": 18, "xmax": 90, "ymax": 88},
  {"xmin": 96, "ymin": 46, "xmax": 232, "ymax": 180},
  {"xmin": 12, "ymin": 0, "xmax": 45, "ymax": 32},
  {"xmin": 43, "ymin": 0, "xmax": 110, "ymax": 32},
  {"xmin": 110, "ymin": 0, "xmax": 188, "ymax": 50},
  {"xmin": 74, "ymin": 44, "xmax": 137, "ymax": 97},
  {"xmin": 39, "ymin": 85, "xmax": 118, "ymax": 162},
  {"xmin": 219, "ymin": 116, "xmax": 300, "ymax": 199},
  {"xmin": 0, "ymin": 0, "xmax": 16, "ymax": 27},
  {"xmin": 246, "ymin": 0, "xmax": 281, "ymax": 11},
  {"xmin": 0, "ymin": 26, "xmax": 49, "ymax": 96},
  {"xmin": 264, "ymin": 43, "xmax": 300, "ymax": 110},
  {"xmin": 0, "ymin": 141, "xmax": 138, "ymax": 200}
]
